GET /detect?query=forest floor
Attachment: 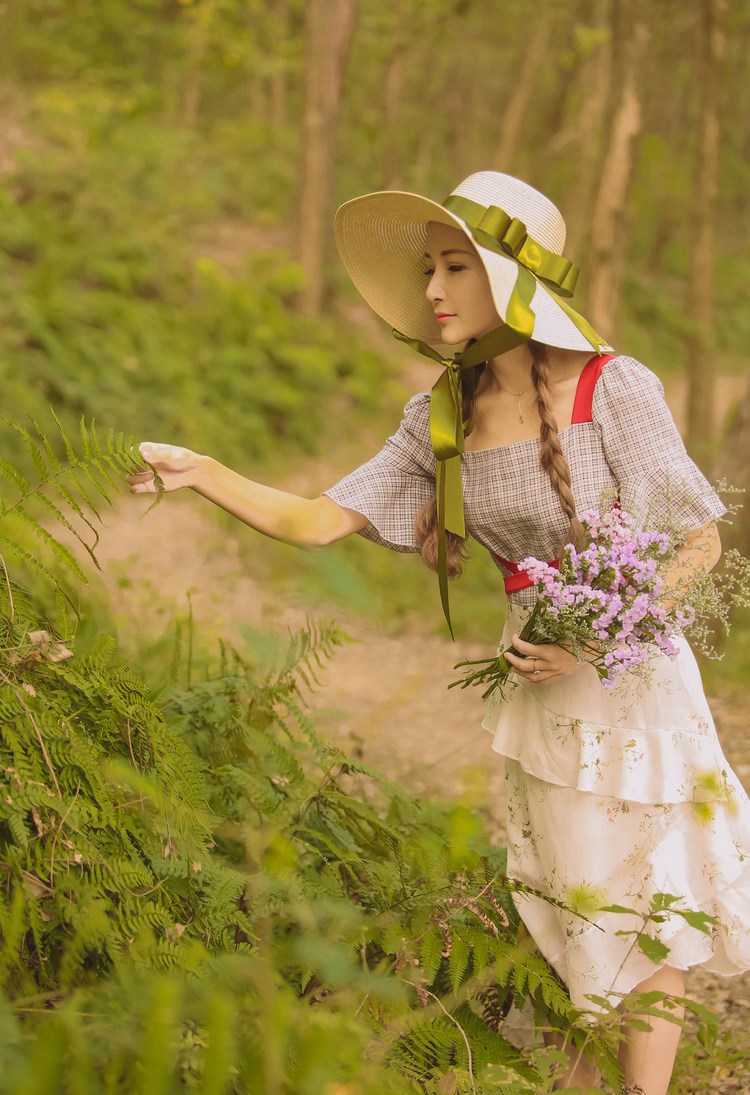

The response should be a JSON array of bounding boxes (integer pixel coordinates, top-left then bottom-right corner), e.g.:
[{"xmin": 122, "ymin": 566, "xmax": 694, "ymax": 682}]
[{"xmin": 92, "ymin": 350, "xmax": 750, "ymax": 1094}]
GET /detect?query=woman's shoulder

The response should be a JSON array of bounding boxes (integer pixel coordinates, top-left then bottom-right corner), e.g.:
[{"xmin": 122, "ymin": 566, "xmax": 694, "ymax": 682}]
[
  {"xmin": 592, "ymin": 354, "xmax": 667, "ymax": 420},
  {"xmin": 398, "ymin": 390, "xmax": 432, "ymax": 436},
  {"xmin": 598, "ymin": 354, "xmax": 665, "ymax": 394},
  {"xmin": 403, "ymin": 390, "xmax": 431, "ymax": 414}
]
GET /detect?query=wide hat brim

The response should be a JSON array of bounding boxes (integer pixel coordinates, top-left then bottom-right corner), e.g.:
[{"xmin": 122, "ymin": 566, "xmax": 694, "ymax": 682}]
[{"xmin": 334, "ymin": 188, "xmax": 611, "ymax": 353}]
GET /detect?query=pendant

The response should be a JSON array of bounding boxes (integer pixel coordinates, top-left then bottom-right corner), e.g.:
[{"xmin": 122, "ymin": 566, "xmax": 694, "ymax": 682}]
[{"xmin": 516, "ymin": 399, "xmax": 524, "ymax": 424}]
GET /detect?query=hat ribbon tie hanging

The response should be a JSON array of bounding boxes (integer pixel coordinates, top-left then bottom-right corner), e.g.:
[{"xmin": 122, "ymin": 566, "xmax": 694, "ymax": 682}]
[{"xmin": 393, "ymin": 270, "xmax": 537, "ymax": 636}]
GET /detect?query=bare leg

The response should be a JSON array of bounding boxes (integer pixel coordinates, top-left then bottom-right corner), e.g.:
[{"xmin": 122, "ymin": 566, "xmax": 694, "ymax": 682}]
[
  {"xmin": 543, "ymin": 1029, "xmax": 599, "ymax": 1090},
  {"xmin": 619, "ymin": 965, "xmax": 685, "ymax": 1095}
]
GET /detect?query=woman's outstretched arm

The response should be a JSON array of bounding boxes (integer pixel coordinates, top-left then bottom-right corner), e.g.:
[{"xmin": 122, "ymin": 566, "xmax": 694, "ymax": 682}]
[{"xmin": 127, "ymin": 442, "xmax": 369, "ymax": 546}]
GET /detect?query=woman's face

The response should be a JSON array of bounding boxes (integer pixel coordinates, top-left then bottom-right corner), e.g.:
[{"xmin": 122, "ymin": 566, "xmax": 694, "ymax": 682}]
[{"xmin": 423, "ymin": 221, "xmax": 501, "ymax": 343}]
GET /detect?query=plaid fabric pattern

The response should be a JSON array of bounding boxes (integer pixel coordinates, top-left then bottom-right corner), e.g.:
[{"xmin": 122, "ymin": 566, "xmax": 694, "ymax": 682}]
[{"xmin": 323, "ymin": 356, "xmax": 726, "ymax": 606}]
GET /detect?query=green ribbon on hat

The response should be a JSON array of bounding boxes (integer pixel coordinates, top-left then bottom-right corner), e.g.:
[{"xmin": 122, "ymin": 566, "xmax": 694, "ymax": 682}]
[
  {"xmin": 443, "ymin": 194, "xmax": 580, "ymax": 296},
  {"xmin": 392, "ymin": 197, "xmax": 608, "ymax": 637},
  {"xmin": 443, "ymin": 194, "xmax": 609, "ymax": 352}
]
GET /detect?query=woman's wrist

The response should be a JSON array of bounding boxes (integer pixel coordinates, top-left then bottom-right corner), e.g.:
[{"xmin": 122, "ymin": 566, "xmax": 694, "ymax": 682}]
[{"xmin": 189, "ymin": 453, "xmax": 217, "ymax": 493}]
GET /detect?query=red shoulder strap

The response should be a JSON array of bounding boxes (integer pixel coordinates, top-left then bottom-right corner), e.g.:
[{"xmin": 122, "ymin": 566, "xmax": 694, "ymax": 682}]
[{"xmin": 570, "ymin": 353, "xmax": 615, "ymax": 424}]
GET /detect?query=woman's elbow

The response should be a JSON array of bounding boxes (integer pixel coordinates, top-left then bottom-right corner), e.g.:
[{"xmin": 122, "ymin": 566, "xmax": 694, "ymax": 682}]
[
  {"xmin": 304, "ymin": 497, "xmax": 369, "ymax": 546},
  {"xmin": 692, "ymin": 521, "xmax": 722, "ymax": 572}
]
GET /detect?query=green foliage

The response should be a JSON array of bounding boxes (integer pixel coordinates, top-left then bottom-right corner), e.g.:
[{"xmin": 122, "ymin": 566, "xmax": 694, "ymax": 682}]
[
  {"xmin": 0, "ymin": 413, "xmax": 144, "ymax": 591},
  {"xmin": 0, "ymin": 107, "xmax": 390, "ymax": 481},
  {"xmin": 0, "ymin": 422, "xmax": 621, "ymax": 1093}
]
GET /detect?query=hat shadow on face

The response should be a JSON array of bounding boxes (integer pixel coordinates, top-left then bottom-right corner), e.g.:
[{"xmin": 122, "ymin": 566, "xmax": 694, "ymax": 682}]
[{"xmin": 423, "ymin": 221, "xmax": 503, "ymax": 346}]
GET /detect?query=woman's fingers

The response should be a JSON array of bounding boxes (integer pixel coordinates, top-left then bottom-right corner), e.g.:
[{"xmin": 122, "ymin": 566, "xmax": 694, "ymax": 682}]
[
  {"xmin": 139, "ymin": 441, "xmax": 196, "ymax": 468},
  {"xmin": 504, "ymin": 650, "xmax": 547, "ymax": 676},
  {"xmin": 511, "ymin": 633, "xmax": 544, "ymax": 655},
  {"xmin": 505, "ymin": 635, "xmax": 583, "ymax": 683},
  {"xmin": 127, "ymin": 441, "xmax": 205, "ymax": 495}
]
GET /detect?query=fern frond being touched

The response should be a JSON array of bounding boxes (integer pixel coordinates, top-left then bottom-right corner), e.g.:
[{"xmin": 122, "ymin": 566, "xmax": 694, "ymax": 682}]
[{"xmin": 0, "ymin": 413, "xmax": 148, "ymax": 590}]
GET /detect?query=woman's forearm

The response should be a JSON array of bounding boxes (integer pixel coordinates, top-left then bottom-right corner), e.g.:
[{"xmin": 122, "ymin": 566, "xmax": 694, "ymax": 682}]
[
  {"xmin": 659, "ymin": 521, "xmax": 722, "ymax": 608},
  {"xmin": 192, "ymin": 456, "xmax": 367, "ymax": 546}
]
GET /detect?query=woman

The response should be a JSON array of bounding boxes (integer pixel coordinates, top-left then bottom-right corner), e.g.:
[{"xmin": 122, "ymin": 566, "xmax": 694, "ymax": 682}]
[{"xmin": 128, "ymin": 172, "xmax": 750, "ymax": 1094}]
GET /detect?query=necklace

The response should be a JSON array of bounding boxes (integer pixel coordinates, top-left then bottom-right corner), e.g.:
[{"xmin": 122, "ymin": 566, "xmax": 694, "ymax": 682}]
[{"xmin": 496, "ymin": 383, "xmax": 534, "ymax": 424}]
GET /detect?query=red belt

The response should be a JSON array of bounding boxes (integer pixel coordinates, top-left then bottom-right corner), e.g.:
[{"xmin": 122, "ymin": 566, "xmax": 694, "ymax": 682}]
[{"xmin": 493, "ymin": 555, "xmax": 559, "ymax": 594}]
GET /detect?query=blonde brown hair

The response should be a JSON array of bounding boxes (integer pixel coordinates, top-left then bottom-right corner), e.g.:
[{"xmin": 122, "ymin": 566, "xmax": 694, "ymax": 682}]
[{"xmin": 415, "ymin": 341, "xmax": 587, "ymax": 577}]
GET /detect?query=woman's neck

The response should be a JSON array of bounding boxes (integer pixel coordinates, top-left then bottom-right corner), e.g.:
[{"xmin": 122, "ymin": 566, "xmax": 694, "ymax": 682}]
[
  {"xmin": 481, "ymin": 344, "xmax": 594, "ymax": 394},
  {"xmin": 482, "ymin": 343, "xmax": 534, "ymax": 393}
]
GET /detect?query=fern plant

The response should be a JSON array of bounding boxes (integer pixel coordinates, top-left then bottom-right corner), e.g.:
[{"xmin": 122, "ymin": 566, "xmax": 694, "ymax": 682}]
[{"xmin": 0, "ymin": 413, "xmax": 147, "ymax": 594}]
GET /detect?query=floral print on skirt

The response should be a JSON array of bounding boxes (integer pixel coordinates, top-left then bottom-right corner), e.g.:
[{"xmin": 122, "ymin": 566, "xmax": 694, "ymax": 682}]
[{"xmin": 482, "ymin": 604, "xmax": 750, "ymax": 1011}]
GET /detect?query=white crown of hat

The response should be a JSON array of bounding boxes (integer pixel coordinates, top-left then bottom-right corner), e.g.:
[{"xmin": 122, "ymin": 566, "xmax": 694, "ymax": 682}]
[{"xmin": 450, "ymin": 171, "xmax": 568, "ymax": 253}]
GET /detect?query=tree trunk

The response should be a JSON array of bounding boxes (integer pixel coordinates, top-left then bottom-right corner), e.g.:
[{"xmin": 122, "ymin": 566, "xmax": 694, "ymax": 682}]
[
  {"xmin": 493, "ymin": 21, "xmax": 552, "ymax": 172},
  {"xmin": 564, "ymin": 0, "xmax": 613, "ymax": 256},
  {"xmin": 180, "ymin": 0, "xmax": 217, "ymax": 127},
  {"xmin": 718, "ymin": 379, "xmax": 750, "ymax": 557},
  {"xmin": 685, "ymin": 0, "xmax": 728, "ymax": 470},
  {"xmin": 270, "ymin": 0, "xmax": 290, "ymax": 133},
  {"xmin": 298, "ymin": 0, "xmax": 357, "ymax": 317},
  {"xmin": 586, "ymin": 0, "xmax": 648, "ymax": 340},
  {"xmin": 383, "ymin": 45, "xmax": 406, "ymax": 190}
]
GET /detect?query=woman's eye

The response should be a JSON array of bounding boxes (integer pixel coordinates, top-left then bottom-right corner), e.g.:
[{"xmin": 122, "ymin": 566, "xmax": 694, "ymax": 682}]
[
  {"xmin": 448, "ymin": 264, "xmax": 465, "ymax": 273},
  {"xmin": 421, "ymin": 268, "xmax": 435, "ymax": 278}
]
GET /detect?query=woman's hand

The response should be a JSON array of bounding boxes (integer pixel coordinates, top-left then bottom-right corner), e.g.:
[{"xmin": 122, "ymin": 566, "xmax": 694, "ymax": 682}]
[
  {"xmin": 127, "ymin": 442, "xmax": 208, "ymax": 495},
  {"xmin": 503, "ymin": 633, "xmax": 583, "ymax": 685}
]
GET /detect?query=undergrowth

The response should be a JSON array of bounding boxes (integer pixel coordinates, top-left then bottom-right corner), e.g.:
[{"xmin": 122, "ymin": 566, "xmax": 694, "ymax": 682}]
[{"xmin": 0, "ymin": 418, "xmax": 726, "ymax": 1093}]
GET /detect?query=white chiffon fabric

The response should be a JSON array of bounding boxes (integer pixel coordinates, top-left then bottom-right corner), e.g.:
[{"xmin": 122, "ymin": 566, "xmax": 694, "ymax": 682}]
[{"xmin": 483, "ymin": 603, "xmax": 750, "ymax": 1011}]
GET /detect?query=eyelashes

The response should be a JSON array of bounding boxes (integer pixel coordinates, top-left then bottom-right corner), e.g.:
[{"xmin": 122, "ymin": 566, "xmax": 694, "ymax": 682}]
[{"xmin": 421, "ymin": 264, "xmax": 466, "ymax": 277}]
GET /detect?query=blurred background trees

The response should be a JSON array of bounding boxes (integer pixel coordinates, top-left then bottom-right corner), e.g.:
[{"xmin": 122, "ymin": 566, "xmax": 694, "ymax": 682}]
[{"xmin": 0, "ymin": 0, "xmax": 748, "ymax": 546}]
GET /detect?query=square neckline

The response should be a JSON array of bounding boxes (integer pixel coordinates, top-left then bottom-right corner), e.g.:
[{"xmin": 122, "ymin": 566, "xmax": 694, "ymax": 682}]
[{"xmin": 461, "ymin": 353, "xmax": 614, "ymax": 457}]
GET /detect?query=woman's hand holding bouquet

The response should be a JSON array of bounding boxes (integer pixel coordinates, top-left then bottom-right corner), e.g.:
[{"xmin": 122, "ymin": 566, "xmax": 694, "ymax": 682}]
[{"xmin": 452, "ymin": 505, "xmax": 748, "ymax": 700}]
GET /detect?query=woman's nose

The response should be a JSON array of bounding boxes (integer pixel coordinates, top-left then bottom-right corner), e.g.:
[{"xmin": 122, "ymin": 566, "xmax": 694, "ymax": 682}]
[{"xmin": 425, "ymin": 271, "xmax": 443, "ymax": 303}]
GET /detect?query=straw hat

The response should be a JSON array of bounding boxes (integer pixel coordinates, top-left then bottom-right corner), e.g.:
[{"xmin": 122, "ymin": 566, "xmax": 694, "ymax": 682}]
[{"xmin": 334, "ymin": 171, "xmax": 610, "ymax": 353}]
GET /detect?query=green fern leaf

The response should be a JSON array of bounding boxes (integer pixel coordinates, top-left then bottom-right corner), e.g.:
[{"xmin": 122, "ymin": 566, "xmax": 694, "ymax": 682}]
[
  {"xmin": 50, "ymin": 407, "xmax": 78, "ymax": 465},
  {"xmin": 448, "ymin": 935, "xmax": 470, "ymax": 995},
  {"xmin": 0, "ymin": 530, "xmax": 60, "ymax": 586},
  {"xmin": 6, "ymin": 421, "xmax": 49, "ymax": 480},
  {"xmin": 419, "ymin": 928, "xmax": 443, "ymax": 986},
  {"xmin": 0, "ymin": 458, "xmax": 31, "ymax": 496},
  {"xmin": 11, "ymin": 506, "xmax": 88, "ymax": 581}
]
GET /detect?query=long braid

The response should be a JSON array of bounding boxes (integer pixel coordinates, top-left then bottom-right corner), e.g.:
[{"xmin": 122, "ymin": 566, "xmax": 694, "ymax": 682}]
[{"xmin": 528, "ymin": 341, "xmax": 588, "ymax": 551}]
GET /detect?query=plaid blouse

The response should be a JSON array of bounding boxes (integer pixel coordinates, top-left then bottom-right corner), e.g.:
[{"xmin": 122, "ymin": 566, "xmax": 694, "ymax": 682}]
[{"xmin": 323, "ymin": 355, "xmax": 726, "ymax": 606}]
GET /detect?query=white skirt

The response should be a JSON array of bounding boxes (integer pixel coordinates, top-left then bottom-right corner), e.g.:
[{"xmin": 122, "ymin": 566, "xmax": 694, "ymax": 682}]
[{"xmin": 482, "ymin": 604, "xmax": 750, "ymax": 1012}]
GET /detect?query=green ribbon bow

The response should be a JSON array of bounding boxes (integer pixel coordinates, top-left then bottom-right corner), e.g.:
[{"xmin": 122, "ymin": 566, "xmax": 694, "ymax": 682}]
[{"xmin": 392, "ymin": 196, "xmax": 609, "ymax": 637}]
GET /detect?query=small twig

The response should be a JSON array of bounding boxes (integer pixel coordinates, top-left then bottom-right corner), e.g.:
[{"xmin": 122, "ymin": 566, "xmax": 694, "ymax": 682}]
[
  {"xmin": 0, "ymin": 668, "xmax": 61, "ymax": 797},
  {"xmin": 48, "ymin": 784, "xmax": 81, "ymax": 884},
  {"xmin": 419, "ymin": 986, "xmax": 477, "ymax": 1095},
  {"xmin": 0, "ymin": 553, "xmax": 14, "ymax": 624}
]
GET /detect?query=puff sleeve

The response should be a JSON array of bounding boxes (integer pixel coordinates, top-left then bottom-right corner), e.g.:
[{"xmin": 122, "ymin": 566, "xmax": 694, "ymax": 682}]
[
  {"xmin": 322, "ymin": 392, "xmax": 436, "ymax": 552},
  {"xmin": 592, "ymin": 356, "xmax": 726, "ymax": 533}
]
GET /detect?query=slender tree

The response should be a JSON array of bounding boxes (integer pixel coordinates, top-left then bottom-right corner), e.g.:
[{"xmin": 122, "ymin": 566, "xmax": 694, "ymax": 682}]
[
  {"xmin": 298, "ymin": 0, "xmax": 357, "ymax": 317},
  {"xmin": 180, "ymin": 0, "xmax": 218, "ymax": 127},
  {"xmin": 586, "ymin": 0, "xmax": 648, "ymax": 339},
  {"xmin": 493, "ymin": 20, "xmax": 553, "ymax": 173},
  {"xmin": 563, "ymin": 1, "xmax": 613, "ymax": 256},
  {"xmin": 685, "ymin": 0, "xmax": 728, "ymax": 469}
]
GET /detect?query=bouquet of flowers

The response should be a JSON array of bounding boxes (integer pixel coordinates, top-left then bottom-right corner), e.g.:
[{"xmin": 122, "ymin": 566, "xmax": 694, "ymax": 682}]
[{"xmin": 452, "ymin": 506, "xmax": 699, "ymax": 700}]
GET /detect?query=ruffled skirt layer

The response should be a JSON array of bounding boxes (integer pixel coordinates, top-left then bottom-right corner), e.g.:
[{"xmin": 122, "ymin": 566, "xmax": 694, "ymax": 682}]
[{"xmin": 483, "ymin": 604, "xmax": 750, "ymax": 1012}]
